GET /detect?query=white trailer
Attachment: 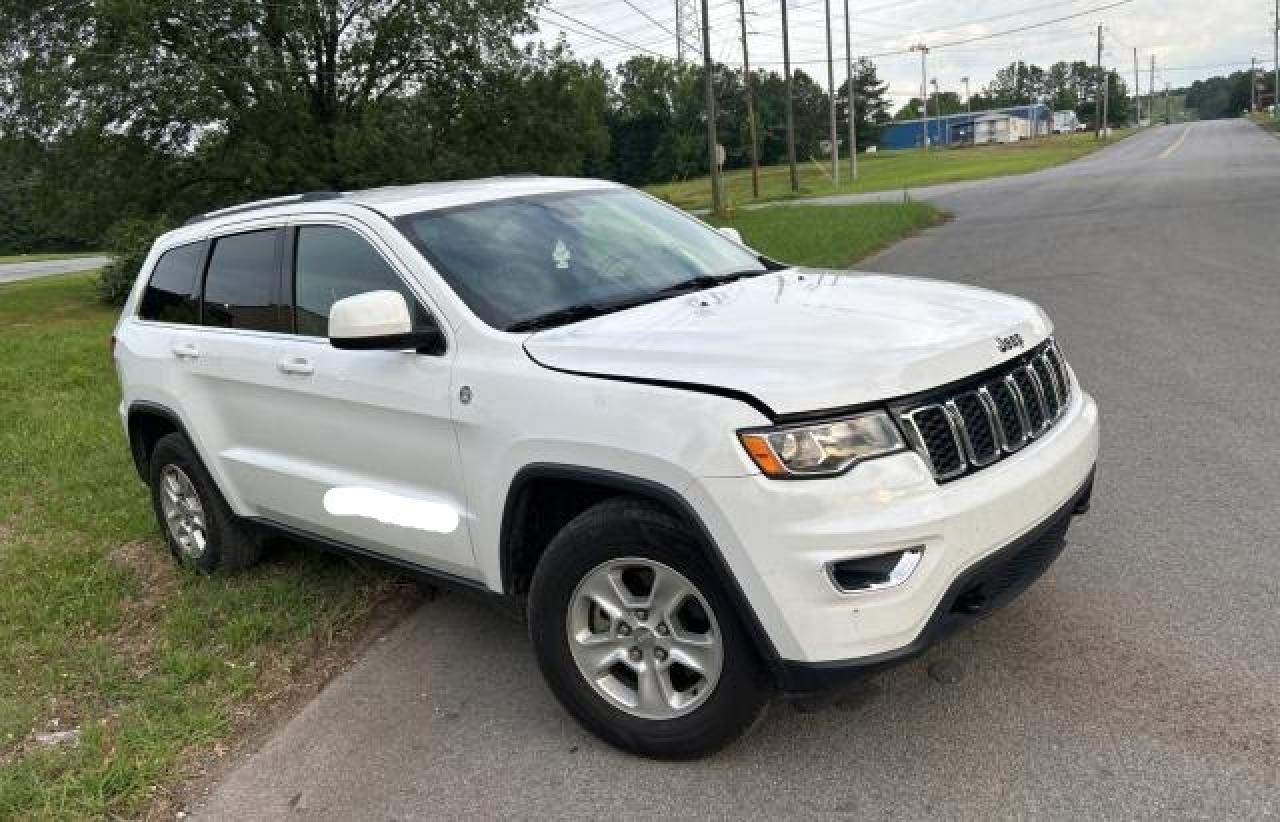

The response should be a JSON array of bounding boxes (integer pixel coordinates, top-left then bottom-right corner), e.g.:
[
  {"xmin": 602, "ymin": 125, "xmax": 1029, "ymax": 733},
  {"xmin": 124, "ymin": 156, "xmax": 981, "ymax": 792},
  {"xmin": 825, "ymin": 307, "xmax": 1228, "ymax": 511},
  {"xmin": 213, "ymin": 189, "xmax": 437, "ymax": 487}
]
[{"xmin": 1053, "ymin": 110, "xmax": 1080, "ymax": 134}]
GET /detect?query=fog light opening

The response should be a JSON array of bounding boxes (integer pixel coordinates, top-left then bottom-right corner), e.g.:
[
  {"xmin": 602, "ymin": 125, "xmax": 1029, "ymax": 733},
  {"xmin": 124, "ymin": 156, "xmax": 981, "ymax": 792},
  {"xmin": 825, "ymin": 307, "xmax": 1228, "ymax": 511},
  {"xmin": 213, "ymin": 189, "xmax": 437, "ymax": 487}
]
[{"xmin": 827, "ymin": 546, "xmax": 924, "ymax": 594}]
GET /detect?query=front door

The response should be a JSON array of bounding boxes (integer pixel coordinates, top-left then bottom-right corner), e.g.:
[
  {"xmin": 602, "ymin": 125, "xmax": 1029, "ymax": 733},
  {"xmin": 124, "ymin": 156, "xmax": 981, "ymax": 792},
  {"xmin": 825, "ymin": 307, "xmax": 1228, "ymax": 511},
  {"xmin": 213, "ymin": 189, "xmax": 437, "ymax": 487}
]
[{"xmin": 255, "ymin": 220, "xmax": 476, "ymax": 579}]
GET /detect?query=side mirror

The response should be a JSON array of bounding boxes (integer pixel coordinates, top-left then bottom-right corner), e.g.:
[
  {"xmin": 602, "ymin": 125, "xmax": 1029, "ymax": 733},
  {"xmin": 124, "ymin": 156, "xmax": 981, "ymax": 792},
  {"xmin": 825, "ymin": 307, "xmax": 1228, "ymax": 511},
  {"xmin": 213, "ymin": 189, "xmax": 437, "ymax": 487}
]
[
  {"xmin": 329, "ymin": 290, "xmax": 442, "ymax": 353},
  {"xmin": 717, "ymin": 226, "xmax": 744, "ymax": 245}
]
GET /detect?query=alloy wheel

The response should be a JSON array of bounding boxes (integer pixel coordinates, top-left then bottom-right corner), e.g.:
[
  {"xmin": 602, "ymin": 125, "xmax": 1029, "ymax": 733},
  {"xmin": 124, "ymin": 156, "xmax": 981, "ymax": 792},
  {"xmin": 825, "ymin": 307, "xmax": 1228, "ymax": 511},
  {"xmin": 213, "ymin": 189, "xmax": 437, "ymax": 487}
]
[
  {"xmin": 159, "ymin": 464, "xmax": 208, "ymax": 560},
  {"xmin": 566, "ymin": 557, "xmax": 723, "ymax": 720}
]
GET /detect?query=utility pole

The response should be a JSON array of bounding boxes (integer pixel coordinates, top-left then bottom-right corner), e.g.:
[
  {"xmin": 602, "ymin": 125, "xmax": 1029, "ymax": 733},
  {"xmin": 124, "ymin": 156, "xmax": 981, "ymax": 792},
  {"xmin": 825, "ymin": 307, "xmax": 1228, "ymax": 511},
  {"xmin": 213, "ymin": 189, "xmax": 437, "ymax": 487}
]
[
  {"xmin": 931, "ymin": 78, "xmax": 942, "ymax": 144},
  {"xmin": 1274, "ymin": 0, "xmax": 1278, "ymax": 118},
  {"xmin": 1101, "ymin": 70, "xmax": 1110, "ymax": 137},
  {"xmin": 1251, "ymin": 57, "xmax": 1258, "ymax": 113},
  {"xmin": 824, "ymin": 0, "xmax": 839, "ymax": 185},
  {"xmin": 1095, "ymin": 24, "xmax": 1104, "ymax": 137},
  {"xmin": 1133, "ymin": 47, "xmax": 1141, "ymax": 125},
  {"xmin": 1149, "ymin": 55, "xmax": 1156, "ymax": 124},
  {"xmin": 962, "ymin": 76, "xmax": 971, "ymax": 113},
  {"xmin": 700, "ymin": 0, "xmax": 723, "ymax": 216},
  {"xmin": 781, "ymin": 0, "xmax": 798, "ymax": 191},
  {"xmin": 738, "ymin": 0, "xmax": 759, "ymax": 198},
  {"xmin": 911, "ymin": 43, "xmax": 930, "ymax": 149},
  {"xmin": 843, "ymin": 0, "xmax": 858, "ymax": 179}
]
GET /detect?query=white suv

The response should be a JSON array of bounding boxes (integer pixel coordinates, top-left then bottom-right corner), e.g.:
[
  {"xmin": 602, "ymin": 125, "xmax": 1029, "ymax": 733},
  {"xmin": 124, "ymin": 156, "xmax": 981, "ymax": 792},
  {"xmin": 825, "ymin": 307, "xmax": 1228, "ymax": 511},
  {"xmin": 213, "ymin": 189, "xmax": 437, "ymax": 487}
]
[{"xmin": 113, "ymin": 177, "xmax": 1099, "ymax": 758}]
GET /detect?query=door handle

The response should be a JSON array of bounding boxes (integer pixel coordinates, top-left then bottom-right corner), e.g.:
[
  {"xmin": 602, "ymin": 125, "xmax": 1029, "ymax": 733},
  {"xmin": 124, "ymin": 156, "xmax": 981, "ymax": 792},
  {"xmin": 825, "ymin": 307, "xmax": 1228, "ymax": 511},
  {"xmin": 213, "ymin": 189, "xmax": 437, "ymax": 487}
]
[
  {"xmin": 277, "ymin": 357, "xmax": 315, "ymax": 376},
  {"xmin": 171, "ymin": 342, "xmax": 200, "ymax": 360}
]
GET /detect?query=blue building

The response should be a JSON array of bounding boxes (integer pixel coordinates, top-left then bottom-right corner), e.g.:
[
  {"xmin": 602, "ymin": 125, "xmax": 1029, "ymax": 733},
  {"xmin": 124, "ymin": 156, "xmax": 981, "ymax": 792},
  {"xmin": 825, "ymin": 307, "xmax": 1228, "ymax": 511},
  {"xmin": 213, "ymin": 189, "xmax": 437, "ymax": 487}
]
[{"xmin": 879, "ymin": 104, "xmax": 1051, "ymax": 150}]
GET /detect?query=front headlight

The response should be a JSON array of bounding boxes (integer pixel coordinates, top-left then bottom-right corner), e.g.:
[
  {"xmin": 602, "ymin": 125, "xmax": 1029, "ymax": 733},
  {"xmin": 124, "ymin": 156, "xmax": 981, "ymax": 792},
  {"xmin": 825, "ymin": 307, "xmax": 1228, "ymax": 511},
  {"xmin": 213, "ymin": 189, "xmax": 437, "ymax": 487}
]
[{"xmin": 738, "ymin": 411, "xmax": 906, "ymax": 478}]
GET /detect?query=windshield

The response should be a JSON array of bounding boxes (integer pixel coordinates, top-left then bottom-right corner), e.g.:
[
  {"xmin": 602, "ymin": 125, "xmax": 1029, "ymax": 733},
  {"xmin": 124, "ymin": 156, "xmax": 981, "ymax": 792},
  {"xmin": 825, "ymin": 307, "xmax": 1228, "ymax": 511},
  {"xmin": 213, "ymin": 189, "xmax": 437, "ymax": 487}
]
[{"xmin": 395, "ymin": 188, "xmax": 767, "ymax": 330}]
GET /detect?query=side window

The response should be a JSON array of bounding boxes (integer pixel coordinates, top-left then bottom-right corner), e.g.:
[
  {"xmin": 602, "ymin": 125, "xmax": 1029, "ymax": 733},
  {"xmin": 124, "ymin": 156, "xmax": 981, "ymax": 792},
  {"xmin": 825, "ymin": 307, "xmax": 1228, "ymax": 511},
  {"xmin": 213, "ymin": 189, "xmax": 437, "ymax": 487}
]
[
  {"xmin": 293, "ymin": 225, "xmax": 434, "ymax": 337},
  {"xmin": 202, "ymin": 229, "xmax": 286, "ymax": 332},
  {"xmin": 138, "ymin": 242, "xmax": 203, "ymax": 324}
]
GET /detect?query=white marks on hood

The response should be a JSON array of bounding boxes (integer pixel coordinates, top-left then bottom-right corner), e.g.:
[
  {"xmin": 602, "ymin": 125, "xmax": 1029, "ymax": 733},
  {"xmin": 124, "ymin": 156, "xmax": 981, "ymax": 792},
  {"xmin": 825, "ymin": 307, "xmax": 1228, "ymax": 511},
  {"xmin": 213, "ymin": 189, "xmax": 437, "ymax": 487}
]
[{"xmin": 323, "ymin": 487, "xmax": 460, "ymax": 533}]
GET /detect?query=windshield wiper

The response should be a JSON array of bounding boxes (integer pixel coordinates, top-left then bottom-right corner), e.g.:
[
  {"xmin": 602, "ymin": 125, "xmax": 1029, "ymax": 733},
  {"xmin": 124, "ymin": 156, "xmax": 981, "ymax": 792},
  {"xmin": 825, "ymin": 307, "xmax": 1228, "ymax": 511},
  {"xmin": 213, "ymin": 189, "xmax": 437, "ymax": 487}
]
[
  {"xmin": 653, "ymin": 269, "xmax": 768, "ymax": 296},
  {"xmin": 506, "ymin": 303, "xmax": 614, "ymax": 332},
  {"xmin": 505, "ymin": 269, "xmax": 770, "ymax": 333}
]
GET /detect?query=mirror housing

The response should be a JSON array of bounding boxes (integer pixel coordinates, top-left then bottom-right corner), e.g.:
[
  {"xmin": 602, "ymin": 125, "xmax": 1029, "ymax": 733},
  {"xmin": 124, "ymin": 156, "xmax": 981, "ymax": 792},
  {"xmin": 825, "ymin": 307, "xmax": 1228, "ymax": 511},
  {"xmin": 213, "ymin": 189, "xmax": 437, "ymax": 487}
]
[
  {"xmin": 329, "ymin": 290, "xmax": 442, "ymax": 353},
  {"xmin": 717, "ymin": 226, "xmax": 744, "ymax": 245}
]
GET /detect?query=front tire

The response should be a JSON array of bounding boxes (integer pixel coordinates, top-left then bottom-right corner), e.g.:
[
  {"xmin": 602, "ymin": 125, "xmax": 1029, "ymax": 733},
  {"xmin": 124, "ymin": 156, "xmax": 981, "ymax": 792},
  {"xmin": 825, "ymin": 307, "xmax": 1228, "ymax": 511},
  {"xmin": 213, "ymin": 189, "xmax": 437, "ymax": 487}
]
[
  {"xmin": 148, "ymin": 432, "xmax": 263, "ymax": 573},
  {"xmin": 528, "ymin": 498, "xmax": 771, "ymax": 759}
]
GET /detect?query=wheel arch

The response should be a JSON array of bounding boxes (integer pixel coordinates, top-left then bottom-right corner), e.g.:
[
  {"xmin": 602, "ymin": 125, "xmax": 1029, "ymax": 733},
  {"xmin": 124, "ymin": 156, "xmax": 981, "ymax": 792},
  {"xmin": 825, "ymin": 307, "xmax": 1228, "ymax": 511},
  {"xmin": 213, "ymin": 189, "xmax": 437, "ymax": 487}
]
[
  {"xmin": 125, "ymin": 401, "xmax": 193, "ymax": 482},
  {"xmin": 499, "ymin": 463, "xmax": 781, "ymax": 664}
]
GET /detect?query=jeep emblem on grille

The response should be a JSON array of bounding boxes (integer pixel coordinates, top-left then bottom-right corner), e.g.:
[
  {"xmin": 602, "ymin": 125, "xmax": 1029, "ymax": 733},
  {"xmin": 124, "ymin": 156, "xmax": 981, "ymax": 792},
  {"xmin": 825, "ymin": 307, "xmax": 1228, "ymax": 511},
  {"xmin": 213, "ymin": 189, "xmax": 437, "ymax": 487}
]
[{"xmin": 996, "ymin": 333, "xmax": 1024, "ymax": 353}]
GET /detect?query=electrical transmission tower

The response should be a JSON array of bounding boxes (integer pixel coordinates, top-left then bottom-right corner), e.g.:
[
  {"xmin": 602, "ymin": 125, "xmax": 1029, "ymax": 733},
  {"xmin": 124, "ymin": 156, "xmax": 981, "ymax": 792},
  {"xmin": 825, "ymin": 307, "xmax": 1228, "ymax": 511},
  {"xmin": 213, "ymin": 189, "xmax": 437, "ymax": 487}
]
[{"xmin": 675, "ymin": 0, "xmax": 702, "ymax": 63}]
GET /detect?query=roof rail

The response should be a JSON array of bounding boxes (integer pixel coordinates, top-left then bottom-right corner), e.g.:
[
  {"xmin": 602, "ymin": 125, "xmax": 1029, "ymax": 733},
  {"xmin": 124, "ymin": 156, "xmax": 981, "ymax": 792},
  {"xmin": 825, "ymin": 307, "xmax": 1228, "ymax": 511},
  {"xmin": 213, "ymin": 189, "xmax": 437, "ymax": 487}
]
[{"xmin": 182, "ymin": 191, "xmax": 344, "ymax": 226}]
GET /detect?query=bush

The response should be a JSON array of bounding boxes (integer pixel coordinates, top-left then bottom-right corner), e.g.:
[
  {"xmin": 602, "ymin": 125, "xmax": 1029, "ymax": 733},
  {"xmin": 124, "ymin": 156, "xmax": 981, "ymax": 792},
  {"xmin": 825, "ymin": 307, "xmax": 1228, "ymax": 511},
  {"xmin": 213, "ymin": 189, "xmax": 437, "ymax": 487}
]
[{"xmin": 95, "ymin": 217, "xmax": 171, "ymax": 305}]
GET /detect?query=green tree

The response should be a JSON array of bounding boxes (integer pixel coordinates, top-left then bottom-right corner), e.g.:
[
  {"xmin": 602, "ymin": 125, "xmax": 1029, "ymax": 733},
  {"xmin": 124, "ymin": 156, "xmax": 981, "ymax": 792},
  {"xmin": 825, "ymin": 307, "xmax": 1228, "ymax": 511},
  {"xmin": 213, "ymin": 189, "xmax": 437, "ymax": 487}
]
[
  {"xmin": 1076, "ymin": 70, "xmax": 1131, "ymax": 128},
  {"xmin": 835, "ymin": 57, "xmax": 891, "ymax": 150},
  {"xmin": 607, "ymin": 56, "xmax": 703, "ymax": 184},
  {"xmin": 1185, "ymin": 71, "xmax": 1269, "ymax": 119},
  {"xmin": 0, "ymin": 0, "xmax": 545, "ymax": 221},
  {"xmin": 895, "ymin": 98, "xmax": 924, "ymax": 120}
]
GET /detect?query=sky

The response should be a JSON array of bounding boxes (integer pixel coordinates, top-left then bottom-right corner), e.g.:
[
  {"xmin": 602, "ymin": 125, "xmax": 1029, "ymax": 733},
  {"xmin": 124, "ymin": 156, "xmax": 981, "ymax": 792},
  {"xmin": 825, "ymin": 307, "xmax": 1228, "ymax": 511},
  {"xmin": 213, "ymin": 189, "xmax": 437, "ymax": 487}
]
[{"xmin": 534, "ymin": 0, "xmax": 1279, "ymax": 108}]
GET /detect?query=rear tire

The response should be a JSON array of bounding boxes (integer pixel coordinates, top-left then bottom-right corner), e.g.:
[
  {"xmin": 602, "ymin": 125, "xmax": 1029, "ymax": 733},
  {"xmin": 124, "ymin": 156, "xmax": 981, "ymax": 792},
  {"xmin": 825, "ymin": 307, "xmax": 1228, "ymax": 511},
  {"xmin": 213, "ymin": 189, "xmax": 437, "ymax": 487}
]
[
  {"xmin": 528, "ymin": 497, "xmax": 771, "ymax": 759},
  {"xmin": 148, "ymin": 432, "xmax": 263, "ymax": 573}
]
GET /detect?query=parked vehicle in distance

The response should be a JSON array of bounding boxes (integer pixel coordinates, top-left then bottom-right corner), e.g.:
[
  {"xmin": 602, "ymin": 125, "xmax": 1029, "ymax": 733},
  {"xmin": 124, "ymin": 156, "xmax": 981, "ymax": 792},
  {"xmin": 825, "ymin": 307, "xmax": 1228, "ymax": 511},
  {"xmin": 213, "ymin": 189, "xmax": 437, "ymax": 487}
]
[{"xmin": 112, "ymin": 177, "xmax": 1099, "ymax": 758}]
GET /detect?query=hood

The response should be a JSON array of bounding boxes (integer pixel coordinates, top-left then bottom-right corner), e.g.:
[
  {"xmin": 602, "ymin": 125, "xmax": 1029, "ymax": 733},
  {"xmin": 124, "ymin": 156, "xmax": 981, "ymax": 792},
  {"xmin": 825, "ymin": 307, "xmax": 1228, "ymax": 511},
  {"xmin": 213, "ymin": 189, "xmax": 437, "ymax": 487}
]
[{"xmin": 523, "ymin": 269, "xmax": 1053, "ymax": 418}]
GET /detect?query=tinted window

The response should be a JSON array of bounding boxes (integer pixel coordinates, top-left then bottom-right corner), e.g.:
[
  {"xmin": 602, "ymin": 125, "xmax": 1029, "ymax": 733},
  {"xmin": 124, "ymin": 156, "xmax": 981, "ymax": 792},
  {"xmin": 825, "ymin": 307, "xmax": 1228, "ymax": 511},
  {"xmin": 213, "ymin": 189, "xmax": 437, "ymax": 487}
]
[
  {"xmin": 294, "ymin": 226, "xmax": 432, "ymax": 336},
  {"xmin": 139, "ymin": 242, "xmax": 203, "ymax": 324},
  {"xmin": 203, "ymin": 229, "xmax": 285, "ymax": 331}
]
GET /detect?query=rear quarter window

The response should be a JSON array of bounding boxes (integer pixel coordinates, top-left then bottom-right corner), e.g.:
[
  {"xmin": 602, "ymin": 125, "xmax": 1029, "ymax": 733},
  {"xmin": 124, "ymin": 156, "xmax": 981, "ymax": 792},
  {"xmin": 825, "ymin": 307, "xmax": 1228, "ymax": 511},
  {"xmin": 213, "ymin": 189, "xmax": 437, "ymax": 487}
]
[{"xmin": 138, "ymin": 242, "xmax": 204, "ymax": 324}]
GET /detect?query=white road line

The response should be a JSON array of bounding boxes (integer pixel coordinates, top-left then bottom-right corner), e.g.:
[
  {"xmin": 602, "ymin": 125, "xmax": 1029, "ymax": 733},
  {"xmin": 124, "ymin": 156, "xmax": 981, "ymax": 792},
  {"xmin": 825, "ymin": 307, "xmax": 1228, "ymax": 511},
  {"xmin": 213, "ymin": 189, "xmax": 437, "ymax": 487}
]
[{"xmin": 1160, "ymin": 126, "xmax": 1192, "ymax": 160}]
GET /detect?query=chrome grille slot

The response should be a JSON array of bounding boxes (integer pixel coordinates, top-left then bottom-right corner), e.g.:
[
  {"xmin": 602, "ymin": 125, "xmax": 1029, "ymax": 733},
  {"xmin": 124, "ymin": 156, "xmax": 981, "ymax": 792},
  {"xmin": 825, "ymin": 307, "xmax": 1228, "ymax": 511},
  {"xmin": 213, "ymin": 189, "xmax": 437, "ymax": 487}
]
[
  {"xmin": 987, "ymin": 378, "xmax": 1028, "ymax": 451},
  {"xmin": 902, "ymin": 405, "xmax": 966, "ymax": 480},
  {"xmin": 897, "ymin": 340, "xmax": 1074, "ymax": 482},
  {"xmin": 1044, "ymin": 345, "xmax": 1071, "ymax": 404},
  {"xmin": 949, "ymin": 392, "xmax": 1000, "ymax": 466},
  {"xmin": 1031, "ymin": 357, "xmax": 1061, "ymax": 418},
  {"xmin": 1011, "ymin": 367, "xmax": 1048, "ymax": 434}
]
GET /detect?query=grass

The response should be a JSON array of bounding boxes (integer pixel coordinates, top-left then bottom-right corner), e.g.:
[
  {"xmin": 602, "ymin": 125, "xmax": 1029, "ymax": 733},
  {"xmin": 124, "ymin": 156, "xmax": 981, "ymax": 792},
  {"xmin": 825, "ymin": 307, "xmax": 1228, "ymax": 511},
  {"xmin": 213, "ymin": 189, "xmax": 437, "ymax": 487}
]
[
  {"xmin": 0, "ymin": 273, "xmax": 411, "ymax": 819},
  {"xmin": 0, "ymin": 204, "xmax": 935, "ymax": 815},
  {"xmin": 708, "ymin": 201, "xmax": 943, "ymax": 268},
  {"xmin": 0, "ymin": 252, "xmax": 105, "ymax": 264},
  {"xmin": 648, "ymin": 130, "xmax": 1134, "ymax": 211},
  {"xmin": 1248, "ymin": 111, "xmax": 1280, "ymax": 135}
]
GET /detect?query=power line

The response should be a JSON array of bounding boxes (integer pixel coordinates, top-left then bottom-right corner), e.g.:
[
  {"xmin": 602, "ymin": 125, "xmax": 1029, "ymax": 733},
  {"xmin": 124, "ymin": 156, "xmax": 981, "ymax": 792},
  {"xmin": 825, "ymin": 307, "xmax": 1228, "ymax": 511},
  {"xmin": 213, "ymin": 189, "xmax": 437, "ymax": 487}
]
[
  {"xmin": 742, "ymin": 0, "xmax": 1138, "ymax": 65},
  {"xmin": 540, "ymin": 7, "xmax": 671, "ymax": 57},
  {"xmin": 619, "ymin": 0, "xmax": 678, "ymax": 38}
]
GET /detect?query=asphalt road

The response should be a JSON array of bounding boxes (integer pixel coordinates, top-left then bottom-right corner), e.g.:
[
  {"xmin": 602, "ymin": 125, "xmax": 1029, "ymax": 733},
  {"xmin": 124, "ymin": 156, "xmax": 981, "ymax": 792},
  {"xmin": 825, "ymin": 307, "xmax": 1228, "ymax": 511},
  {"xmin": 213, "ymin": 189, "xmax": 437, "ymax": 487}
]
[
  {"xmin": 0, "ymin": 255, "xmax": 110, "ymax": 284},
  {"xmin": 198, "ymin": 120, "xmax": 1280, "ymax": 820}
]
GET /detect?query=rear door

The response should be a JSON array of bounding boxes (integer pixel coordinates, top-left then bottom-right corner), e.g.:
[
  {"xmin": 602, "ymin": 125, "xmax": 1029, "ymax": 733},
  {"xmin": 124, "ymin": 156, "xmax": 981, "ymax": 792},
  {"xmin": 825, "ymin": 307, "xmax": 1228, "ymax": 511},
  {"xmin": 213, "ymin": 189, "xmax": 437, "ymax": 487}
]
[
  {"xmin": 118, "ymin": 240, "xmax": 208, "ymax": 457},
  {"xmin": 258, "ymin": 219, "xmax": 476, "ymax": 578},
  {"xmin": 177, "ymin": 226, "xmax": 297, "ymax": 515}
]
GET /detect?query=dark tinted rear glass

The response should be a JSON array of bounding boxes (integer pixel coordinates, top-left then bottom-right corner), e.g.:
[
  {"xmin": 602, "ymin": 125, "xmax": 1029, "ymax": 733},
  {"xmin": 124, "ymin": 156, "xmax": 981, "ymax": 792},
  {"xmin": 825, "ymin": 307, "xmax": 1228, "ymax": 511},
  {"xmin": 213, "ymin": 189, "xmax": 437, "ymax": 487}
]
[
  {"xmin": 139, "ymin": 242, "xmax": 203, "ymax": 324},
  {"xmin": 203, "ymin": 229, "xmax": 285, "ymax": 331}
]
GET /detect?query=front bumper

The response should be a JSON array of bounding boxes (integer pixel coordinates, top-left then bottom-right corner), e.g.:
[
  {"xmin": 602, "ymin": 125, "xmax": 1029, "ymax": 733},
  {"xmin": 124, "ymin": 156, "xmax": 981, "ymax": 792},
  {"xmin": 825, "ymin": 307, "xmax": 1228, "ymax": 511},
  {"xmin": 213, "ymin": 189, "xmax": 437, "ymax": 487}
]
[
  {"xmin": 686, "ymin": 388, "xmax": 1099, "ymax": 672},
  {"xmin": 775, "ymin": 470, "xmax": 1092, "ymax": 693}
]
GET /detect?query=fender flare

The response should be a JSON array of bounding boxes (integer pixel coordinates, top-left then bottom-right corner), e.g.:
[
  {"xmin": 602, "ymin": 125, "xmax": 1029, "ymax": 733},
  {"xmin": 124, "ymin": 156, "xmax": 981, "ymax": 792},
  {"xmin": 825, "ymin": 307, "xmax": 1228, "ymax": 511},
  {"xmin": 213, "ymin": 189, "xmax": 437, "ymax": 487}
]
[
  {"xmin": 499, "ymin": 463, "xmax": 781, "ymax": 665},
  {"xmin": 124, "ymin": 401, "xmax": 194, "ymax": 480}
]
